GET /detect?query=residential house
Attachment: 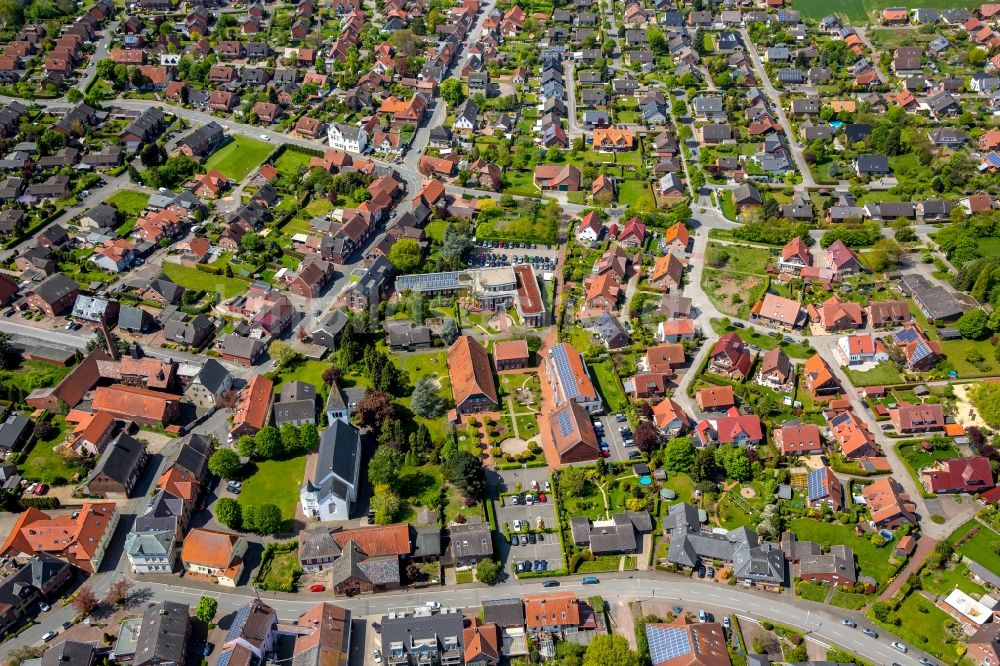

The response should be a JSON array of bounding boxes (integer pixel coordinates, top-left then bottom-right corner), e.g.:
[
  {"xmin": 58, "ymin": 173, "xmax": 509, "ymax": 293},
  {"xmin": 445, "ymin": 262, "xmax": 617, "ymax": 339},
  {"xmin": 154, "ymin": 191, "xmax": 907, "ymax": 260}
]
[{"xmin": 180, "ymin": 528, "xmax": 247, "ymax": 586}]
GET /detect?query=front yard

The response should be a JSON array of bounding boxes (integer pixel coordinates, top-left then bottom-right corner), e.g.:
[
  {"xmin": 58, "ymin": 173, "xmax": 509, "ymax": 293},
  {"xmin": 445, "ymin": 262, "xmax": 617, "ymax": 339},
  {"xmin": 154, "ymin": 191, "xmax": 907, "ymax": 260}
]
[
  {"xmin": 843, "ymin": 363, "xmax": 904, "ymax": 387},
  {"xmin": 160, "ymin": 263, "xmax": 250, "ymax": 299},
  {"xmin": 789, "ymin": 518, "xmax": 896, "ymax": 582}
]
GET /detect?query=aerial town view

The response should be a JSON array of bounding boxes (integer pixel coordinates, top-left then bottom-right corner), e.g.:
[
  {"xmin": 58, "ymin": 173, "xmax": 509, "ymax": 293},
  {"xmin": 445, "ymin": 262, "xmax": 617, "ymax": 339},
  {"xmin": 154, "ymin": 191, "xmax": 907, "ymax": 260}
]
[{"xmin": 0, "ymin": 0, "xmax": 999, "ymax": 664}]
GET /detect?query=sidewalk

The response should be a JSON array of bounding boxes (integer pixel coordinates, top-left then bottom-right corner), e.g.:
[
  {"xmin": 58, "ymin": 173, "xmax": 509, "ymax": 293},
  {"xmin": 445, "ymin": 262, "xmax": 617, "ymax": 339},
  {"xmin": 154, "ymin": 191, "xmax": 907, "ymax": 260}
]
[{"xmin": 878, "ymin": 536, "xmax": 937, "ymax": 601}]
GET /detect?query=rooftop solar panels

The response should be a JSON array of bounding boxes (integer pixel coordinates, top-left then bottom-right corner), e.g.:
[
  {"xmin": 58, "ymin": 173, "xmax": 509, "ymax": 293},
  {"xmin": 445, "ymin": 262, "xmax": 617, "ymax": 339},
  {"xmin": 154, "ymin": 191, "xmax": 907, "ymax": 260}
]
[
  {"xmin": 556, "ymin": 408, "xmax": 575, "ymax": 437},
  {"xmin": 646, "ymin": 625, "xmax": 692, "ymax": 664},
  {"xmin": 395, "ymin": 271, "xmax": 463, "ymax": 293},
  {"xmin": 807, "ymin": 468, "xmax": 826, "ymax": 502},
  {"xmin": 550, "ymin": 343, "xmax": 580, "ymax": 400},
  {"xmin": 894, "ymin": 328, "xmax": 919, "ymax": 343},
  {"xmin": 226, "ymin": 604, "xmax": 252, "ymax": 642}
]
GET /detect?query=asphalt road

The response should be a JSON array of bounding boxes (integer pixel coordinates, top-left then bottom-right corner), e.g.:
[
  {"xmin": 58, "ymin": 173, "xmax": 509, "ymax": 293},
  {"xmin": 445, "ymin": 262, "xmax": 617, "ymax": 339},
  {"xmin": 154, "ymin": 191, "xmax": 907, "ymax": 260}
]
[{"xmin": 0, "ymin": 572, "xmax": 934, "ymax": 666}]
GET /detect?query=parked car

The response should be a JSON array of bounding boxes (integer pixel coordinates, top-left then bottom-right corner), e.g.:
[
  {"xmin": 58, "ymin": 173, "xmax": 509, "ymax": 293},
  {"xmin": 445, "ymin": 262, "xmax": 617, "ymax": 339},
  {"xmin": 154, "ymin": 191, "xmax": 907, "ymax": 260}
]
[
  {"xmin": 38, "ymin": 602, "xmax": 50, "ymax": 612},
  {"xmin": 542, "ymin": 580, "xmax": 559, "ymax": 587},
  {"xmin": 891, "ymin": 642, "xmax": 907, "ymax": 653},
  {"xmin": 862, "ymin": 627, "xmax": 878, "ymax": 638},
  {"xmin": 918, "ymin": 659, "xmax": 936, "ymax": 666},
  {"xmin": 511, "ymin": 535, "xmax": 520, "ymax": 546},
  {"xmin": 528, "ymin": 533, "xmax": 537, "ymax": 544},
  {"xmin": 309, "ymin": 584, "xmax": 325, "ymax": 592},
  {"xmin": 33, "ymin": 484, "xmax": 47, "ymax": 496},
  {"xmin": 538, "ymin": 493, "xmax": 546, "ymax": 503},
  {"xmin": 581, "ymin": 576, "xmax": 599, "ymax": 584},
  {"xmin": 372, "ymin": 648, "xmax": 382, "ymax": 663},
  {"xmin": 841, "ymin": 619, "xmax": 856, "ymax": 628},
  {"xmin": 698, "ymin": 610, "xmax": 708, "ymax": 623},
  {"xmin": 371, "ymin": 622, "xmax": 382, "ymax": 634},
  {"xmin": 722, "ymin": 617, "xmax": 731, "ymax": 630},
  {"xmin": 42, "ymin": 631, "xmax": 58, "ymax": 642},
  {"xmin": 627, "ymin": 451, "xmax": 642, "ymax": 460}
]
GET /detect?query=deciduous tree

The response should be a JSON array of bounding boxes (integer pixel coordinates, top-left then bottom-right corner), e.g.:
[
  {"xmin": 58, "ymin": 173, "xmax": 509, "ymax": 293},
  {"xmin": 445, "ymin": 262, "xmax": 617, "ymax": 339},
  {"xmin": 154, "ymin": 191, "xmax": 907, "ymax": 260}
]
[
  {"xmin": 195, "ymin": 596, "xmax": 218, "ymax": 624},
  {"xmin": 208, "ymin": 449, "xmax": 241, "ymax": 480}
]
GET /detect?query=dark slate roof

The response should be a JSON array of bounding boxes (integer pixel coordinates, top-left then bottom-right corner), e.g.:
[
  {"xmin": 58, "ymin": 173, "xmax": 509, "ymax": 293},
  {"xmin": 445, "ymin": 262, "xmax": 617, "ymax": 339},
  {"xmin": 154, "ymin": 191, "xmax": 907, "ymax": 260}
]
[
  {"xmin": 482, "ymin": 598, "xmax": 525, "ymax": 627},
  {"xmin": 136, "ymin": 600, "xmax": 190, "ymax": 666},
  {"xmin": 274, "ymin": 399, "xmax": 315, "ymax": 425},
  {"xmin": 412, "ymin": 524, "xmax": 441, "ymax": 559},
  {"xmin": 329, "ymin": 540, "xmax": 400, "ymax": 588},
  {"xmin": 195, "ymin": 359, "xmax": 231, "ymax": 395},
  {"xmin": 118, "ymin": 305, "xmax": 152, "ymax": 331},
  {"xmin": 307, "ymin": 420, "xmax": 360, "ymax": 500},
  {"xmin": 171, "ymin": 432, "xmax": 212, "ymax": 479},
  {"xmin": 0, "ymin": 553, "xmax": 70, "ymax": 614},
  {"xmin": 135, "ymin": 490, "xmax": 186, "ymax": 534},
  {"xmin": 381, "ymin": 610, "xmax": 464, "ymax": 658},
  {"xmin": 449, "ymin": 521, "xmax": 493, "ymax": 559},
  {"xmin": 41, "ymin": 641, "xmax": 95, "ymax": 666},
  {"xmin": 89, "ymin": 432, "xmax": 145, "ymax": 487},
  {"xmin": 299, "ymin": 528, "xmax": 342, "ymax": 561},
  {"xmin": 0, "ymin": 415, "xmax": 32, "ymax": 452},
  {"xmin": 32, "ymin": 273, "xmax": 77, "ymax": 304}
]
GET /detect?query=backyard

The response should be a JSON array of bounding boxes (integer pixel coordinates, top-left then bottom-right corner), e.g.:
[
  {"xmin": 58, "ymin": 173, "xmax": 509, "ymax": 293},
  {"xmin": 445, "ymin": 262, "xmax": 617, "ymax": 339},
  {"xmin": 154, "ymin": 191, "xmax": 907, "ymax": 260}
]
[
  {"xmin": 18, "ymin": 417, "xmax": 85, "ymax": 485},
  {"xmin": 710, "ymin": 319, "xmax": 813, "ymax": 359},
  {"xmin": 256, "ymin": 548, "xmax": 301, "ymax": 591},
  {"xmin": 238, "ymin": 456, "xmax": 308, "ymax": 530},
  {"xmin": 160, "ymin": 262, "xmax": 250, "ymax": 299},
  {"xmin": 205, "ymin": 136, "xmax": 274, "ymax": 182},
  {"xmin": 273, "ymin": 149, "xmax": 312, "ymax": 178},
  {"xmin": 105, "ymin": 191, "xmax": 150, "ymax": 218},
  {"xmin": 588, "ymin": 359, "xmax": 628, "ymax": 413},
  {"xmin": 789, "ymin": 518, "xmax": 896, "ymax": 582},
  {"xmin": 271, "ymin": 357, "xmax": 330, "ymax": 391},
  {"xmin": 953, "ymin": 520, "xmax": 1000, "ymax": 577},
  {"xmin": 844, "ymin": 363, "xmax": 904, "ymax": 387}
]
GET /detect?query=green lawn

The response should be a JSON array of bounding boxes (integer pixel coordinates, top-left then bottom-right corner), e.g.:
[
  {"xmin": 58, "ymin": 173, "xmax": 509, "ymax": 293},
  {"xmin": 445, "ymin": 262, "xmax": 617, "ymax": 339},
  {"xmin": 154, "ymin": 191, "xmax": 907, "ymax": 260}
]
[
  {"xmin": 706, "ymin": 242, "xmax": 770, "ymax": 275},
  {"xmin": 271, "ymin": 358, "xmax": 329, "ymax": 391},
  {"xmin": 939, "ymin": 338, "xmax": 999, "ymax": 378},
  {"xmin": 577, "ymin": 555, "xmax": 623, "ymax": 573},
  {"xmin": 796, "ymin": 581, "xmax": 830, "ymax": 602},
  {"xmin": 844, "ymin": 363, "xmax": 903, "ymax": 387},
  {"xmin": 105, "ymin": 191, "xmax": 150, "ymax": 217},
  {"xmin": 720, "ymin": 191, "xmax": 737, "ymax": 221},
  {"xmin": 618, "ymin": 179, "xmax": 650, "ymax": 209},
  {"xmin": 205, "ymin": 136, "xmax": 274, "ymax": 182},
  {"xmin": 588, "ymin": 359, "xmax": 628, "ymax": 413},
  {"xmin": 161, "ymin": 262, "xmax": 250, "ymax": 298},
  {"xmin": 921, "ymin": 562, "xmax": 988, "ymax": 598},
  {"xmin": 954, "ymin": 521, "xmax": 1000, "ymax": 577},
  {"xmin": 18, "ymin": 417, "xmax": 85, "ymax": 485},
  {"xmin": 663, "ymin": 472, "xmax": 695, "ymax": 504},
  {"xmin": 789, "ymin": 518, "xmax": 895, "ymax": 581},
  {"xmin": 794, "ymin": 0, "xmax": 979, "ymax": 22},
  {"xmin": 256, "ymin": 549, "xmax": 301, "ymax": 591},
  {"xmin": 1, "ymin": 360, "xmax": 73, "ymax": 392},
  {"xmin": 273, "ymin": 149, "xmax": 311, "ymax": 177},
  {"xmin": 239, "ymin": 456, "xmax": 307, "ymax": 529},
  {"xmin": 890, "ymin": 592, "xmax": 964, "ymax": 664},
  {"xmin": 305, "ymin": 197, "xmax": 333, "ymax": 218},
  {"xmin": 828, "ymin": 591, "xmax": 868, "ymax": 610},
  {"xmin": 396, "ymin": 351, "xmax": 453, "ymax": 447},
  {"xmin": 425, "ymin": 220, "xmax": 448, "ymax": 243}
]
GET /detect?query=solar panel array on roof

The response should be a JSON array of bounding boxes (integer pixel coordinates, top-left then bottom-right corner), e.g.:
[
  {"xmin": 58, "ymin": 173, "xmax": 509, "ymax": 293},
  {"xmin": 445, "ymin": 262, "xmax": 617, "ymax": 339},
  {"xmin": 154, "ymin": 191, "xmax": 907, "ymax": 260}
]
[
  {"xmin": 807, "ymin": 468, "xmax": 826, "ymax": 502},
  {"xmin": 216, "ymin": 650, "xmax": 233, "ymax": 666},
  {"xmin": 647, "ymin": 625, "xmax": 692, "ymax": 664},
  {"xmin": 894, "ymin": 328, "xmax": 918, "ymax": 343},
  {"xmin": 550, "ymin": 344, "xmax": 580, "ymax": 400},
  {"xmin": 226, "ymin": 604, "xmax": 252, "ymax": 642},
  {"xmin": 557, "ymin": 408, "xmax": 575, "ymax": 437},
  {"xmin": 395, "ymin": 271, "xmax": 463, "ymax": 293}
]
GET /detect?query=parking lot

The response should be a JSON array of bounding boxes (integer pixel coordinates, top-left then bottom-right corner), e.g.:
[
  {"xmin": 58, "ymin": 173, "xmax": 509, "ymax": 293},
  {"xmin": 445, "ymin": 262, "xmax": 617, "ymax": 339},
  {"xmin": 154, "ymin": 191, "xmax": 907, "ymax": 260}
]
[
  {"xmin": 469, "ymin": 243, "xmax": 559, "ymax": 272},
  {"xmin": 596, "ymin": 413, "xmax": 642, "ymax": 464},
  {"xmin": 489, "ymin": 467, "xmax": 563, "ymax": 576}
]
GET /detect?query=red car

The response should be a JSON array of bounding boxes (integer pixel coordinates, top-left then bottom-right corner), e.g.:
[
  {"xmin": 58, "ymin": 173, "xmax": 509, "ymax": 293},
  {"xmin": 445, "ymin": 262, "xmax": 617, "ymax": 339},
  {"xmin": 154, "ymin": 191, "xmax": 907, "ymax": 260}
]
[
  {"xmin": 538, "ymin": 493, "xmax": 546, "ymax": 503},
  {"xmin": 601, "ymin": 450, "xmax": 611, "ymax": 458},
  {"xmin": 309, "ymin": 584, "xmax": 325, "ymax": 592},
  {"xmin": 33, "ymin": 484, "xmax": 48, "ymax": 496}
]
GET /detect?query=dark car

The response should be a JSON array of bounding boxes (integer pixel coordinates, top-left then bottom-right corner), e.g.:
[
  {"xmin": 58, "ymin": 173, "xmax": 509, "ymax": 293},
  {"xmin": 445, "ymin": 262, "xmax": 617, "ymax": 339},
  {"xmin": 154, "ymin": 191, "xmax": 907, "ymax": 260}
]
[
  {"xmin": 542, "ymin": 580, "xmax": 559, "ymax": 587},
  {"xmin": 862, "ymin": 627, "xmax": 878, "ymax": 638},
  {"xmin": 371, "ymin": 622, "xmax": 382, "ymax": 634},
  {"xmin": 528, "ymin": 533, "xmax": 537, "ymax": 544},
  {"xmin": 511, "ymin": 535, "xmax": 520, "ymax": 546},
  {"xmin": 627, "ymin": 451, "xmax": 642, "ymax": 460}
]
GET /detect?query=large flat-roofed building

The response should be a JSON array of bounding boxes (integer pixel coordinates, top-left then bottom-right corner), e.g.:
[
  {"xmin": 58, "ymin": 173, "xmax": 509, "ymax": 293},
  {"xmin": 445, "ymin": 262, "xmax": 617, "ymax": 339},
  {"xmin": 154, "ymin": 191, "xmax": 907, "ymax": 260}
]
[{"xmin": 395, "ymin": 264, "xmax": 547, "ymax": 324}]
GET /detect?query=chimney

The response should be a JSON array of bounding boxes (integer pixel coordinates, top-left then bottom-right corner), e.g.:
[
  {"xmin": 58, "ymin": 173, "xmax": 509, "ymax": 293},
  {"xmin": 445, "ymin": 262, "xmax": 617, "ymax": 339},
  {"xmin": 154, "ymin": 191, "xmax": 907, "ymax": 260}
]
[{"xmin": 99, "ymin": 322, "xmax": 119, "ymax": 361}]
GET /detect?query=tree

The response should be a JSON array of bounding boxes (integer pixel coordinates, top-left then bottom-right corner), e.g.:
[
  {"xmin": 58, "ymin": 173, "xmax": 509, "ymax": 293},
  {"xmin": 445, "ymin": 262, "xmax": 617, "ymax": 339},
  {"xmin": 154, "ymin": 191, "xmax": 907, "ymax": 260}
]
[
  {"xmin": 440, "ymin": 78, "xmax": 465, "ymax": 107},
  {"xmin": 691, "ymin": 446, "xmax": 718, "ymax": 483},
  {"xmin": 372, "ymin": 485, "xmax": 402, "ymax": 524},
  {"xmin": 249, "ymin": 503, "xmax": 282, "ymax": 534},
  {"xmin": 355, "ymin": 391, "xmax": 396, "ymax": 430},
  {"xmin": 107, "ymin": 579, "xmax": 133, "ymax": 606},
  {"xmin": 300, "ymin": 423, "xmax": 320, "ymax": 452},
  {"xmin": 255, "ymin": 426, "xmax": 283, "ymax": 459},
  {"xmin": 72, "ymin": 586, "xmax": 99, "ymax": 615},
  {"xmin": 269, "ymin": 340, "xmax": 298, "ymax": 369},
  {"xmin": 717, "ymin": 445, "xmax": 751, "ymax": 482},
  {"xmin": 663, "ymin": 437, "xmax": 696, "ymax": 473},
  {"xmin": 868, "ymin": 238, "xmax": 903, "ymax": 272},
  {"xmin": 958, "ymin": 309, "xmax": 990, "ymax": 340},
  {"xmin": 387, "ymin": 238, "xmax": 422, "ymax": 273},
  {"xmin": 411, "ymin": 375, "xmax": 445, "ymax": 419},
  {"xmin": 476, "ymin": 558, "xmax": 502, "ymax": 584},
  {"xmin": 443, "ymin": 451, "xmax": 485, "ymax": 499},
  {"xmin": 633, "ymin": 421, "xmax": 661, "ymax": 453},
  {"xmin": 369, "ymin": 446, "xmax": 404, "ymax": 488},
  {"xmin": 208, "ymin": 449, "xmax": 241, "ymax": 480},
  {"xmin": 237, "ymin": 435, "xmax": 256, "ymax": 458},
  {"xmin": 215, "ymin": 497, "xmax": 242, "ymax": 529},
  {"xmin": 196, "ymin": 596, "xmax": 218, "ymax": 624},
  {"xmin": 583, "ymin": 635, "xmax": 641, "ymax": 666},
  {"xmin": 440, "ymin": 318, "xmax": 460, "ymax": 345},
  {"xmin": 279, "ymin": 423, "xmax": 302, "ymax": 454},
  {"xmin": 559, "ymin": 466, "xmax": 589, "ymax": 496},
  {"xmin": 0, "ymin": 332, "xmax": 14, "ymax": 370}
]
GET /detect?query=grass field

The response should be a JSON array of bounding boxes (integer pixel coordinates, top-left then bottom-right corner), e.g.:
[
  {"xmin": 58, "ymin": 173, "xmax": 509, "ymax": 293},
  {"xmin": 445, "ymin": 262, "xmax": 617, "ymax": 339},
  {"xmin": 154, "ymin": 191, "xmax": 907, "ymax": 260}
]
[
  {"xmin": 205, "ymin": 136, "xmax": 274, "ymax": 182},
  {"xmin": 1, "ymin": 360, "xmax": 73, "ymax": 393},
  {"xmin": 889, "ymin": 592, "xmax": 964, "ymax": 664},
  {"xmin": 18, "ymin": 417, "xmax": 85, "ymax": 485},
  {"xmin": 828, "ymin": 590, "xmax": 868, "ymax": 610},
  {"xmin": 844, "ymin": 363, "xmax": 903, "ymax": 387},
  {"xmin": 271, "ymin": 358, "xmax": 330, "ymax": 391},
  {"xmin": 939, "ymin": 338, "xmax": 999, "ymax": 378},
  {"xmin": 588, "ymin": 359, "xmax": 628, "ymax": 413},
  {"xmin": 273, "ymin": 149, "xmax": 311, "ymax": 177},
  {"xmin": 794, "ymin": 0, "xmax": 980, "ymax": 23},
  {"xmin": 710, "ymin": 319, "xmax": 813, "ymax": 358},
  {"xmin": 239, "ymin": 456, "xmax": 307, "ymax": 529},
  {"xmin": 790, "ymin": 518, "xmax": 894, "ymax": 581},
  {"xmin": 706, "ymin": 242, "xmax": 770, "ymax": 275},
  {"xmin": 796, "ymin": 581, "xmax": 829, "ymax": 603},
  {"xmin": 954, "ymin": 521, "xmax": 1000, "ymax": 577},
  {"xmin": 105, "ymin": 191, "xmax": 150, "ymax": 217},
  {"xmin": 425, "ymin": 220, "xmax": 448, "ymax": 243},
  {"xmin": 161, "ymin": 262, "xmax": 249, "ymax": 298}
]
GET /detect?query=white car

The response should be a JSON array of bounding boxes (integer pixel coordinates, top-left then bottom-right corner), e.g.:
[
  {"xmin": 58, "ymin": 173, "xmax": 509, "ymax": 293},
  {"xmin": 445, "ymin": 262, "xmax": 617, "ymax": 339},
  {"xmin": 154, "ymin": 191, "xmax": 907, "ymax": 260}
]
[
  {"xmin": 260, "ymin": 134, "xmax": 270, "ymax": 141},
  {"xmin": 891, "ymin": 642, "xmax": 907, "ymax": 653},
  {"xmin": 424, "ymin": 601, "xmax": 440, "ymax": 609},
  {"xmin": 512, "ymin": 519, "xmax": 522, "ymax": 531},
  {"xmin": 38, "ymin": 602, "xmax": 50, "ymax": 612},
  {"xmin": 42, "ymin": 631, "xmax": 58, "ymax": 642},
  {"xmin": 372, "ymin": 648, "xmax": 382, "ymax": 663}
]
